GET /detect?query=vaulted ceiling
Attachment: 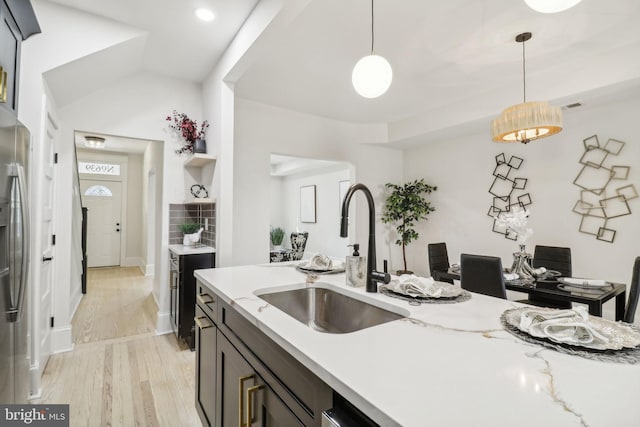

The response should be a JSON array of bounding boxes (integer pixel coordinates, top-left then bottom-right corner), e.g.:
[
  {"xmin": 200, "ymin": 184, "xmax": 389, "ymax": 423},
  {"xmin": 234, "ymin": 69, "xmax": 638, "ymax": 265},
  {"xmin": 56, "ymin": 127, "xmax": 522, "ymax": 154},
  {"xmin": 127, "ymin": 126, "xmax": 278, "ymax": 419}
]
[{"xmin": 42, "ymin": 0, "xmax": 640, "ymax": 145}]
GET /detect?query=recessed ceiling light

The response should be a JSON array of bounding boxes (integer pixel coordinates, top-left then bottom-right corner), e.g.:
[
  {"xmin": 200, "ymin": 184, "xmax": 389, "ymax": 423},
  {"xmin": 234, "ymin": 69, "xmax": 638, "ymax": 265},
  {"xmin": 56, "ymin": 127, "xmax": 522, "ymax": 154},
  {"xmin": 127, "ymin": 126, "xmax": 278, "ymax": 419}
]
[
  {"xmin": 194, "ymin": 8, "xmax": 215, "ymax": 22},
  {"xmin": 84, "ymin": 136, "xmax": 105, "ymax": 148}
]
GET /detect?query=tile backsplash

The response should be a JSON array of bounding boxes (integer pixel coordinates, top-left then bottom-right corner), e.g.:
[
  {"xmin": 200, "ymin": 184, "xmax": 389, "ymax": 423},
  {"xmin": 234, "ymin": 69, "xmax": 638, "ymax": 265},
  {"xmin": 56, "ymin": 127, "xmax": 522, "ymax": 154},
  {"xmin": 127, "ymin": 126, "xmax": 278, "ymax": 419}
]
[{"xmin": 169, "ymin": 202, "xmax": 216, "ymax": 246}]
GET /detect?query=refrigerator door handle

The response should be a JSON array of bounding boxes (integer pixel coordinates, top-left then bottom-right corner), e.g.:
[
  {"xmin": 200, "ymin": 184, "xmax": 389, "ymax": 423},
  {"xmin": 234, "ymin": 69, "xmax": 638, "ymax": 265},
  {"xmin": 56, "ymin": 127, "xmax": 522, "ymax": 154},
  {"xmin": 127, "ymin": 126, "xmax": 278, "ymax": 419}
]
[{"xmin": 8, "ymin": 163, "xmax": 30, "ymax": 323}]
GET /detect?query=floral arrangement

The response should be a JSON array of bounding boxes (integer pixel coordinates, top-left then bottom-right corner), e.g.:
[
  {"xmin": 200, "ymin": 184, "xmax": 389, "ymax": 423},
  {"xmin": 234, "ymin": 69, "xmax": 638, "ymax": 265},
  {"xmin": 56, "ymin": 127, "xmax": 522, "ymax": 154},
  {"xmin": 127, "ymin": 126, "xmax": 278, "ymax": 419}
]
[
  {"xmin": 495, "ymin": 206, "xmax": 532, "ymax": 245},
  {"xmin": 166, "ymin": 110, "xmax": 209, "ymax": 154}
]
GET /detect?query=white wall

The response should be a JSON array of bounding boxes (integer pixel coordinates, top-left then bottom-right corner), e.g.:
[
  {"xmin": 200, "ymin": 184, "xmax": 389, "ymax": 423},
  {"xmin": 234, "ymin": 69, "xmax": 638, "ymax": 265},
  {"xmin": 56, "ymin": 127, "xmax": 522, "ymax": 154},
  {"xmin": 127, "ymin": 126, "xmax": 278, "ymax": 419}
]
[
  {"xmin": 403, "ymin": 96, "xmax": 640, "ymax": 321},
  {"xmin": 233, "ymin": 99, "xmax": 403, "ymax": 266},
  {"xmin": 272, "ymin": 167, "xmax": 351, "ymax": 258},
  {"xmin": 58, "ymin": 72, "xmax": 202, "ymax": 335}
]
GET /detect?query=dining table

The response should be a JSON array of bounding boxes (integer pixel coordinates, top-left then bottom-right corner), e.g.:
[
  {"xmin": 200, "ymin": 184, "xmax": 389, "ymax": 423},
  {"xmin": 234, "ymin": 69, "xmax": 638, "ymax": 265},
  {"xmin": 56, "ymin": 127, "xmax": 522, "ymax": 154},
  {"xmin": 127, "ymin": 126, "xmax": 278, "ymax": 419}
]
[{"xmin": 438, "ymin": 268, "xmax": 627, "ymax": 321}]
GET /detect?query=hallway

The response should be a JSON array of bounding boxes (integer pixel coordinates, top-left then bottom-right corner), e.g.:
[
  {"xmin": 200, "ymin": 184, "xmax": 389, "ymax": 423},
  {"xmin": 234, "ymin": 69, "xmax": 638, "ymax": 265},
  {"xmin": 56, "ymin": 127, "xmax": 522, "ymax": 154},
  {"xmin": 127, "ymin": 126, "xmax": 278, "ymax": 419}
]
[{"xmin": 35, "ymin": 267, "xmax": 201, "ymax": 427}]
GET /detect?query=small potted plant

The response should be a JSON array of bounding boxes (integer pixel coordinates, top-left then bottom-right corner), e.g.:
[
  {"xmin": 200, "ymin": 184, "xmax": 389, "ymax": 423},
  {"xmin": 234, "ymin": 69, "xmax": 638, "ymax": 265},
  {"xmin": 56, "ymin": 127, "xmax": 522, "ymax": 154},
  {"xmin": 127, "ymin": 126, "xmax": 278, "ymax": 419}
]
[
  {"xmin": 179, "ymin": 222, "xmax": 202, "ymax": 246},
  {"xmin": 166, "ymin": 110, "xmax": 210, "ymax": 154},
  {"xmin": 270, "ymin": 227, "xmax": 285, "ymax": 250},
  {"xmin": 381, "ymin": 179, "xmax": 437, "ymax": 275}
]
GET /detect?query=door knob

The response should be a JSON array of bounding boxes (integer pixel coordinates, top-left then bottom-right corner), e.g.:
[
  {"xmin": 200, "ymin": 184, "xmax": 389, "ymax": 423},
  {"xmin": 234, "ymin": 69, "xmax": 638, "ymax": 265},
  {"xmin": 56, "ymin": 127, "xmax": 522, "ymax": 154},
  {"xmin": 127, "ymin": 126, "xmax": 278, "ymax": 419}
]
[
  {"xmin": 116, "ymin": 228, "xmax": 120, "ymax": 232},
  {"xmin": 116, "ymin": 222, "xmax": 120, "ymax": 226},
  {"xmin": 43, "ymin": 256, "xmax": 53, "ymax": 262}
]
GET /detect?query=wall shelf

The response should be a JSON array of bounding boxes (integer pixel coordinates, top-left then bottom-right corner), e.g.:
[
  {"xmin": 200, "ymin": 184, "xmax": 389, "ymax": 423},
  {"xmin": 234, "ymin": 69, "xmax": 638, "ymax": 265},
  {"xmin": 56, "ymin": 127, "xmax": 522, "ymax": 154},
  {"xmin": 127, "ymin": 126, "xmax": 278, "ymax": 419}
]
[
  {"xmin": 184, "ymin": 153, "xmax": 216, "ymax": 168},
  {"xmin": 184, "ymin": 198, "xmax": 215, "ymax": 204}
]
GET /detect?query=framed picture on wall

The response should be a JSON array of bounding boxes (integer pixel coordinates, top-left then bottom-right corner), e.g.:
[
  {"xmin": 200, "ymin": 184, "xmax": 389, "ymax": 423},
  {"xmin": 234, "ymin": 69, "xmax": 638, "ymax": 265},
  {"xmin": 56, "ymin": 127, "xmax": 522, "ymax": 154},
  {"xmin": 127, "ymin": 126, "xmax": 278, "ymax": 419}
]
[
  {"xmin": 339, "ymin": 180, "xmax": 350, "ymax": 212},
  {"xmin": 300, "ymin": 185, "xmax": 316, "ymax": 223}
]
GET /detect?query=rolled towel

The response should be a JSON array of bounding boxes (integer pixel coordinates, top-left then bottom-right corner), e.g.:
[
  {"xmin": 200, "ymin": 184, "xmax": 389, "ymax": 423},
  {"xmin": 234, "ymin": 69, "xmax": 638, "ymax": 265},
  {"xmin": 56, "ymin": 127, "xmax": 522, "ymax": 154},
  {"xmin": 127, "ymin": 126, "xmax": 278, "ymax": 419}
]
[
  {"xmin": 561, "ymin": 278, "xmax": 607, "ymax": 287},
  {"xmin": 519, "ymin": 306, "xmax": 609, "ymax": 346}
]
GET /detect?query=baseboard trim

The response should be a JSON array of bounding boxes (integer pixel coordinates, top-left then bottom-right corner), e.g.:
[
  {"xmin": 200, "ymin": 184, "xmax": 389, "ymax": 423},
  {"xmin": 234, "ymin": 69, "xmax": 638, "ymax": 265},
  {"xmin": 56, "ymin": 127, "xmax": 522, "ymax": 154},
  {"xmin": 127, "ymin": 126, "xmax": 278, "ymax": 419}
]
[
  {"xmin": 140, "ymin": 262, "xmax": 154, "ymax": 277},
  {"xmin": 155, "ymin": 311, "xmax": 172, "ymax": 335},
  {"xmin": 123, "ymin": 257, "xmax": 142, "ymax": 268},
  {"xmin": 29, "ymin": 366, "xmax": 42, "ymax": 400},
  {"xmin": 51, "ymin": 326, "xmax": 74, "ymax": 354}
]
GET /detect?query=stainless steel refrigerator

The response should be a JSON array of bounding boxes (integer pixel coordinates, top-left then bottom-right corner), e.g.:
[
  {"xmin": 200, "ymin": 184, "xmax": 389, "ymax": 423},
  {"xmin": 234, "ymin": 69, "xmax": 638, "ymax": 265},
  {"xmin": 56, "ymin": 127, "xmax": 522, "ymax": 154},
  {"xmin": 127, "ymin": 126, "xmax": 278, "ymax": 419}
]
[{"xmin": 0, "ymin": 107, "xmax": 30, "ymax": 404}]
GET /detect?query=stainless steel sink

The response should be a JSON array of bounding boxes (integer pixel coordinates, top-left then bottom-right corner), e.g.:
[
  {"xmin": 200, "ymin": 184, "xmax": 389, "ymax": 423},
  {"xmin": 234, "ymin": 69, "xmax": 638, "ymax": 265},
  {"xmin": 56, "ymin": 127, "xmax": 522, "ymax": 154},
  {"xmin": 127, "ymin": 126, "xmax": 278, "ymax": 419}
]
[{"xmin": 256, "ymin": 285, "xmax": 407, "ymax": 333}]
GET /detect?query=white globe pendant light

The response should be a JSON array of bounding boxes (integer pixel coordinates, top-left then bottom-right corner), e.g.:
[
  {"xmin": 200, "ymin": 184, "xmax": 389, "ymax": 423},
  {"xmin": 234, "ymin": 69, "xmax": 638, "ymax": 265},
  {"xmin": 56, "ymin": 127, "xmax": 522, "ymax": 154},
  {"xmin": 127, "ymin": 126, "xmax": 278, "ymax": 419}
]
[
  {"xmin": 352, "ymin": 0, "xmax": 392, "ymax": 98},
  {"xmin": 524, "ymin": 0, "xmax": 583, "ymax": 13},
  {"xmin": 352, "ymin": 54, "xmax": 393, "ymax": 98}
]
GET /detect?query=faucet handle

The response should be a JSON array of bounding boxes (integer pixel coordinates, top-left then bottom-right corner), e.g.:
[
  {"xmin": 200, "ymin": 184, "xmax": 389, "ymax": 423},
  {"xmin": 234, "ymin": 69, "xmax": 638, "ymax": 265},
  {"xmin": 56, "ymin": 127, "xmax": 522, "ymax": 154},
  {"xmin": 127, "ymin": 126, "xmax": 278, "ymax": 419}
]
[{"xmin": 370, "ymin": 270, "xmax": 391, "ymax": 284}]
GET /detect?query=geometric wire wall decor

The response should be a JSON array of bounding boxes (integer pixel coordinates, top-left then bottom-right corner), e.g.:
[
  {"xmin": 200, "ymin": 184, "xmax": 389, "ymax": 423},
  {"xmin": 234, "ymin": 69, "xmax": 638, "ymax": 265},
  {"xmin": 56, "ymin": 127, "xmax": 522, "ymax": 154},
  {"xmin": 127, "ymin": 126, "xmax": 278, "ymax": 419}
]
[
  {"xmin": 488, "ymin": 153, "xmax": 532, "ymax": 240},
  {"xmin": 572, "ymin": 135, "xmax": 637, "ymax": 243}
]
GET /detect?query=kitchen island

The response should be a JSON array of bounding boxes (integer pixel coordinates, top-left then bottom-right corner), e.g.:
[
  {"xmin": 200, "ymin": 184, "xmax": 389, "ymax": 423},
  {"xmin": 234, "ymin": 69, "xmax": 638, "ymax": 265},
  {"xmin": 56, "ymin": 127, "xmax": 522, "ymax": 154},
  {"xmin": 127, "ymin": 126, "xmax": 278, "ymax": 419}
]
[{"xmin": 194, "ymin": 263, "xmax": 640, "ymax": 427}]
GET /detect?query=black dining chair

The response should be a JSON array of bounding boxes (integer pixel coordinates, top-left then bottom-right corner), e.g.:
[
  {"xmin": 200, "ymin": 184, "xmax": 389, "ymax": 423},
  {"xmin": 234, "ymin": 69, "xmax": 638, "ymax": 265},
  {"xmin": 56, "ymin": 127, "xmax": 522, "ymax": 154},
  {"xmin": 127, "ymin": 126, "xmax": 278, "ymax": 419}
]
[
  {"xmin": 428, "ymin": 242, "xmax": 453, "ymax": 283},
  {"xmin": 460, "ymin": 254, "xmax": 506, "ymax": 299},
  {"xmin": 521, "ymin": 245, "xmax": 573, "ymax": 309},
  {"xmin": 624, "ymin": 257, "xmax": 640, "ymax": 324}
]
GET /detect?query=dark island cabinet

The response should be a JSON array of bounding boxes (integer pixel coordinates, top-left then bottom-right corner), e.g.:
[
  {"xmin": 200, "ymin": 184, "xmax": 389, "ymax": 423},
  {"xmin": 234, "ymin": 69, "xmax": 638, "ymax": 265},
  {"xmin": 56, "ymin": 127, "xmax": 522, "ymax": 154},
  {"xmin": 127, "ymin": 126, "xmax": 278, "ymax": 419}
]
[
  {"xmin": 195, "ymin": 280, "xmax": 332, "ymax": 427},
  {"xmin": 217, "ymin": 330, "xmax": 303, "ymax": 427},
  {"xmin": 0, "ymin": 0, "xmax": 40, "ymax": 114}
]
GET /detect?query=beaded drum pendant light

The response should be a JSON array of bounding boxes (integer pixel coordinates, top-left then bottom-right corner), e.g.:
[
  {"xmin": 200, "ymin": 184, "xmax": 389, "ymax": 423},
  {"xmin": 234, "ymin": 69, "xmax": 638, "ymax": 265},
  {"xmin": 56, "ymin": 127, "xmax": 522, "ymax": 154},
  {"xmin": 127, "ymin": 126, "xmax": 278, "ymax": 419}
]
[{"xmin": 491, "ymin": 32, "xmax": 562, "ymax": 144}]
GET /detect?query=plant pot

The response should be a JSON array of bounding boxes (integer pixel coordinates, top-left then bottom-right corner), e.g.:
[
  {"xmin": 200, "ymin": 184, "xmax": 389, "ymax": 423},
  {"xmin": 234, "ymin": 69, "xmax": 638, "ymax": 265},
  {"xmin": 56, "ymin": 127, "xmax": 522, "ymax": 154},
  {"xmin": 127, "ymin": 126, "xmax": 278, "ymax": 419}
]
[
  {"xmin": 272, "ymin": 244, "xmax": 283, "ymax": 252},
  {"xmin": 194, "ymin": 138, "xmax": 207, "ymax": 154},
  {"xmin": 396, "ymin": 270, "xmax": 413, "ymax": 275}
]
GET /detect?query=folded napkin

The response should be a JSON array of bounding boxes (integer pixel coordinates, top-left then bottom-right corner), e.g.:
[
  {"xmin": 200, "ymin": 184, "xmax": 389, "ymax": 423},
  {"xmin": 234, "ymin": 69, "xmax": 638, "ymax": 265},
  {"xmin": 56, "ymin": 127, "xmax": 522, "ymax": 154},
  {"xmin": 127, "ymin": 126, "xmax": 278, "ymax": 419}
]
[
  {"xmin": 303, "ymin": 253, "xmax": 333, "ymax": 270},
  {"xmin": 533, "ymin": 267, "xmax": 547, "ymax": 276},
  {"xmin": 387, "ymin": 275, "xmax": 441, "ymax": 298},
  {"xmin": 519, "ymin": 306, "xmax": 609, "ymax": 346},
  {"xmin": 561, "ymin": 278, "xmax": 607, "ymax": 287},
  {"xmin": 503, "ymin": 272, "xmax": 519, "ymax": 281}
]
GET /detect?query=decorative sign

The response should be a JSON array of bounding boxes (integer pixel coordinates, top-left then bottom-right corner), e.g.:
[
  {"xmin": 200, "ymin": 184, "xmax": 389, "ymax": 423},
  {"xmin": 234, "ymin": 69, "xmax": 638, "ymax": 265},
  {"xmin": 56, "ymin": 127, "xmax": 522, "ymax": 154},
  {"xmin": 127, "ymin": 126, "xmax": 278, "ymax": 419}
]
[{"xmin": 78, "ymin": 162, "xmax": 120, "ymax": 176}]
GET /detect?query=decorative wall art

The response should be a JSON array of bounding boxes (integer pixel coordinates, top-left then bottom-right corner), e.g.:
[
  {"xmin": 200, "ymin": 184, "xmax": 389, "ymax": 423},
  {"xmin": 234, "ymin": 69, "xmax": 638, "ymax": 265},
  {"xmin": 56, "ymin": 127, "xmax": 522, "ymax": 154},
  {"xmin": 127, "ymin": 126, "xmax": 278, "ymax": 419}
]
[
  {"xmin": 300, "ymin": 185, "xmax": 317, "ymax": 223},
  {"xmin": 487, "ymin": 153, "xmax": 532, "ymax": 240},
  {"xmin": 572, "ymin": 135, "xmax": 637, "ymax": 243}
]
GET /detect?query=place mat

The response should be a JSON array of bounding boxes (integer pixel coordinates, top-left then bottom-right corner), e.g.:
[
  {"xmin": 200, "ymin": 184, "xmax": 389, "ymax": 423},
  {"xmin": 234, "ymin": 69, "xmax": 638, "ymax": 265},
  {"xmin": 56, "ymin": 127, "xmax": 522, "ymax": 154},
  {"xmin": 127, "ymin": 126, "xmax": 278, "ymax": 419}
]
[
  {"xmin": 380, "ymin": 286, "xmax": 471, "ymax": 305},
  {"xmin": 500, "ymin": 309, "xmax": 640, "ymax": 364},
  {"xmin": 557, "ymin": 284, "xmax": 611, "ymax": 294},
  {"xmin": 295, "ymin": 265, "xmax": 345, "ymax": 275}
]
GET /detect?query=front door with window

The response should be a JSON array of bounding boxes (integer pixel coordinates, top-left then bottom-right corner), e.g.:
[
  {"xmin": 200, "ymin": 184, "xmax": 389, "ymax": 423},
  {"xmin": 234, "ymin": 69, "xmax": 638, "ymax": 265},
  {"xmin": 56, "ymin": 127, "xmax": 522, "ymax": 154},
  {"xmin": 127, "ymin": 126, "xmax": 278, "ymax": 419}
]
[{"xmin": 80, "ymin": 180, "xmax": 122, "ymax": 267}]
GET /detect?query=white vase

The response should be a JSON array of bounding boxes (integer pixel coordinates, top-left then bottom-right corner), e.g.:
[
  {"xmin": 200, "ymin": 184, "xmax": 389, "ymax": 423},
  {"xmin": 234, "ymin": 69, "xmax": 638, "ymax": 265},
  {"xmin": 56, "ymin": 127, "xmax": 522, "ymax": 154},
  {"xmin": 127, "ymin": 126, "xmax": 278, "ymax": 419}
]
[{"xmin": 183, "ymin": 234, "xmax": 193, "ymax": 246}]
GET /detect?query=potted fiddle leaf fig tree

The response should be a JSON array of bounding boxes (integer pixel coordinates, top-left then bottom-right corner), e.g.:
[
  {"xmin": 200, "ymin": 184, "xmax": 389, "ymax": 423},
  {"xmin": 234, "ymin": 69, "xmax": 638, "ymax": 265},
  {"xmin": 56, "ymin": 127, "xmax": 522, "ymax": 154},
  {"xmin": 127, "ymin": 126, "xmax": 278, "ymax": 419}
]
[{"xmin": 381, "ymin": 179, "xmax": 437, "ymax": 275}]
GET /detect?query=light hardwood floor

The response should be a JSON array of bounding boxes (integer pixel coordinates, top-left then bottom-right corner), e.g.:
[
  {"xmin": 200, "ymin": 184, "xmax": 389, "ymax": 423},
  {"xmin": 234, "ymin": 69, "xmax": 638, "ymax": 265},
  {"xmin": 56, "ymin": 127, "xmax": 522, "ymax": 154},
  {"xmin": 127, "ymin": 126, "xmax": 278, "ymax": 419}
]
[{"xmin": 35, "ymin": 267, "xmax": 202, "ymax": 427}]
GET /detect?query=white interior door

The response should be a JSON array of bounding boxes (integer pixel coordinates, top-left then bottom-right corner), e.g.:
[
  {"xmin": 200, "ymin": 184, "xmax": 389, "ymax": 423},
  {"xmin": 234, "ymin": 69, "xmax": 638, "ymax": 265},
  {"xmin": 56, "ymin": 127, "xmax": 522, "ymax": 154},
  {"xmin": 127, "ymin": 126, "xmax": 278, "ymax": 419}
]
[
  {"xmin": 80, "ymin": 180, "xmax": 122, "ymax": 267},
  {"xmin": 38, "ymin": 110, "xmax": 57, "ymax": 377}
]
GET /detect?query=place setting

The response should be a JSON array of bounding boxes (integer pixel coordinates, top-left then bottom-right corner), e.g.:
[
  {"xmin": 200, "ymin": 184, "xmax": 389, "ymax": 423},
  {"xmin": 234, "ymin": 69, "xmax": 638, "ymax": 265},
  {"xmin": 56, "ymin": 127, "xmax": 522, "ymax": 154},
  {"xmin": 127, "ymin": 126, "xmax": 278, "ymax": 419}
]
[
  {"xmin": 379, "ymin": 274, "xmax": 471, "ymax": 305},
  {"xmin": 295, "ymin": 253, "xmax": 346, "ymax": 274},
  {"xmin": 500, "ymin": 306, "xmax": 640, "ymax": 364}
]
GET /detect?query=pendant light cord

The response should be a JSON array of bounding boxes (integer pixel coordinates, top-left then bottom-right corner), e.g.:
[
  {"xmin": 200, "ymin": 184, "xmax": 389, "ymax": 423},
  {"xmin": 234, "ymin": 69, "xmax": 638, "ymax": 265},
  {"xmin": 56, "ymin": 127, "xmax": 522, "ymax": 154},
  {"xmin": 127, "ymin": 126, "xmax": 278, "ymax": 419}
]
[
  {"xmin": 522, "ymin": 36, "xmax": 526, "ymax": 103},
  {"xmin": 370, "ymin": 0, "xmax": 374, "ymax": 54}
]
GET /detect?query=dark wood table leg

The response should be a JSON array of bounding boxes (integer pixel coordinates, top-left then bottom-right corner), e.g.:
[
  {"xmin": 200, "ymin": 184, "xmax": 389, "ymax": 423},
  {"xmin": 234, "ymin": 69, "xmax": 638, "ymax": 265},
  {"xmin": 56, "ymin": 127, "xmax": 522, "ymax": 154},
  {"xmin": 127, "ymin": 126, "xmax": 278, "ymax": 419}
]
[
  {"xmin": 615, "ymin": 292, "xmax": 626, "ymax": 321},
  {"xmin": 588, "ymin": 302, "xmax": 603, "ymax": 317}
]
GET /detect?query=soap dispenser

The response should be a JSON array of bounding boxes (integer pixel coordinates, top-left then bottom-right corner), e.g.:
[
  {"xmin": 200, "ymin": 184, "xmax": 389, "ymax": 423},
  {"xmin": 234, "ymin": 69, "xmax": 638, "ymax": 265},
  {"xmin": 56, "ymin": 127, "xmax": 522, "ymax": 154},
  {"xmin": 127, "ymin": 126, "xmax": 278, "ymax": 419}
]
[{"xmin": 345, "ymin": 244, "xmax": 366, "ymax": 287}]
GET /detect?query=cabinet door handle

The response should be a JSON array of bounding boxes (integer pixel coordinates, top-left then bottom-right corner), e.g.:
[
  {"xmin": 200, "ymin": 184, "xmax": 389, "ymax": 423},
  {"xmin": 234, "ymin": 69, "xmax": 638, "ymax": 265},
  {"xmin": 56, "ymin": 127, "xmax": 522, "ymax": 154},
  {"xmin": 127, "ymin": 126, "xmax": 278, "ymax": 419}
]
[
  {"xmin": 0, "ymin": 67, "xmax": 5, "ymax": 103},
  {"xmin": 238, "ymin": 375, "xmax": 255, "ymax": 427},
  {"xmin": 197, "ymin": 293, "xmax": 215, "ymax": 305},
  {"xmin": 1, "ymin": 70, "xmax": 7, "ymax": 103},
  {"xmin": 246, "ymin": 384, "xmax": 264, "ymax": 426},
  {"xmin": 194, "ymin": 316, "xmax": 213, "ymax": 329}
]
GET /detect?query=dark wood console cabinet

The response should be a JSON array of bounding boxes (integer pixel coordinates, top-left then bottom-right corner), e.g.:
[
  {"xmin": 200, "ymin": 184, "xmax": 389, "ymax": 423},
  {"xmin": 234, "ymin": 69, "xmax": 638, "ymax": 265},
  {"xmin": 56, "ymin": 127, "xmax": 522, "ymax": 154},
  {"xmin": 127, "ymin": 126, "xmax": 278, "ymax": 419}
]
[{"xmin": 170, "ymin": 251, "xmax": 214, "ymax": 350}]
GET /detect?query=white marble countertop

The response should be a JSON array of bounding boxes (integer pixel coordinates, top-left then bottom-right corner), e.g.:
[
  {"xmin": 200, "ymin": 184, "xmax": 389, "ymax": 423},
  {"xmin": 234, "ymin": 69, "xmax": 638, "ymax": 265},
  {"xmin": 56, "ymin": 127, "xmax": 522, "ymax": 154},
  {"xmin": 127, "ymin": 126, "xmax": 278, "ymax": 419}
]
[
  {"xmin": 194, "ymin": 263, "xmax": 640, "ymax": 427},
  {"xmin": 168, "ymin": 244, "xmax": 216, "ymax": 256}
]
